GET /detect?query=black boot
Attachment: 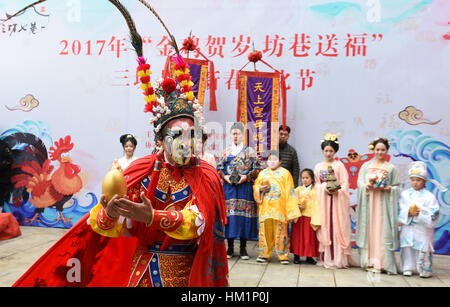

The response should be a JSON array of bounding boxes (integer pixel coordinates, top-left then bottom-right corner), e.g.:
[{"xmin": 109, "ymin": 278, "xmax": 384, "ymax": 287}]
[
  {"xmin": 227, "ymin": 239, "xmax": 234, "ymax": 259},
  {"xmin": 239, "ymin": 238, "xmax": 249, "ymax": 260},
  {"xmin": 306, "ymin": 257, "xmax": 317, "ymax": 265},
  {"xmin": 293, "ymin": 255, "xmax": 300, "ymax": 264}
]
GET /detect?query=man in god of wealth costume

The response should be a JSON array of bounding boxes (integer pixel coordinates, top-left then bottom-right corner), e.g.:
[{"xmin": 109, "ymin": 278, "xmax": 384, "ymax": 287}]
[{"xmin": 13, "ymin": 0, "xmax": 228, "ymax": 287}]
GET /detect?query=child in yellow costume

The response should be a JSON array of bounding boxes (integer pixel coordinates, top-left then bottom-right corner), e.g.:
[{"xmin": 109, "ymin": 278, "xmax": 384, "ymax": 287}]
[{"xmin": 253, "ymin": 151, "xmax": 300, "ymax": 264}]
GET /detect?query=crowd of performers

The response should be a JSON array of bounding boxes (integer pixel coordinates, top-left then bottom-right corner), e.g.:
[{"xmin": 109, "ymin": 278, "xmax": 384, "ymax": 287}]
[
  {"xmin": 7, "ymin": 0, "xmax": 442, "ymax": 287},
  {"xmin": 11, "ymin": 120, "xmax": 442, "ymax": 287},
  {"xmin": 216, "ymin": 126, "xmax": 440, "ymax": 279}
]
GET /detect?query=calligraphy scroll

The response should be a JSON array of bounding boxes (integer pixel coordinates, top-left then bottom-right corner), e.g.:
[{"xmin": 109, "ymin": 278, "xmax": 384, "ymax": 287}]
[{"xmin": 237, "ymin": 71, "xmax": 280, "ymax": 158}]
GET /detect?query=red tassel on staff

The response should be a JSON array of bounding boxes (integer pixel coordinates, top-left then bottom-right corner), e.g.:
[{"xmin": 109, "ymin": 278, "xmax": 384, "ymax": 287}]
[
  {"xmin": 236, "ymin": 71, "xmax": 242, "ymax": 122},
  {"xmin": 209, "ymin": 60, "xmax": 217, "ymax": 111},
  {"xmin": 141, "ymin": 153, "xmax": 164, "ymax": 247},
  {"xmin": 280, "ymin": 73, "xmax": 287, "ymax": 130},
  {"xmin": 145, "ymin": 155, "xmax": 163, "ymax": 202},
  {"xmin": 162, "ymin": 55, "xmax": 172, "ymax": 78}
]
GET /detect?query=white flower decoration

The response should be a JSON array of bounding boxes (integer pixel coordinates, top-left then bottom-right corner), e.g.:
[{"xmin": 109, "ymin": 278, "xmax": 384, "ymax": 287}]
[{"xmin": 154, "ymin": 124, "xmax": 162, "ymax": 133}]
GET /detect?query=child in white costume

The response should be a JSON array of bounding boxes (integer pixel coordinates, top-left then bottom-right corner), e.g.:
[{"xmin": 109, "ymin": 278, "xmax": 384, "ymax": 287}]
[{"xmin": 398, "ymin": 162, "xmax": 440, "ymax": 278}]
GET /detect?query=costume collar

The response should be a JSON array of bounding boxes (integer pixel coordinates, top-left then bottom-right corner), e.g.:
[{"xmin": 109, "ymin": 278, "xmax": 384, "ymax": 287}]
[{"xmin": 231, "ymin": 143, "xmax": 244, "ymax": 156}]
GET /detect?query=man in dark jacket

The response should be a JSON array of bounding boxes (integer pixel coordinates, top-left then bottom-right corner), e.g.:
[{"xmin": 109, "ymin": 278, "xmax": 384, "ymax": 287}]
[{"xmin": 279, "ymin": 125, "xmax": 300, "ymax": 187}]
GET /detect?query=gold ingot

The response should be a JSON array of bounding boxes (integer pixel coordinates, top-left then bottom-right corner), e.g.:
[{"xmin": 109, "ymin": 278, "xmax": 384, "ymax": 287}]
[
  {"xmin": 102, "ymin": 169, "xmax": 127, "ymax": 203},
  {"xmin": 261, "ymin": 179, "xmax": 271, "ymax": 189},
  {"xmin": 409, "ymin": 204, "xmax": 418, "ymax": 216}
]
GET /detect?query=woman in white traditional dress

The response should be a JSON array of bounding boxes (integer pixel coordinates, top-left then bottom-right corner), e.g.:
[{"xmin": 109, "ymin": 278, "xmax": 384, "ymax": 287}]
[{"xmin": 114, "ymin": 134, "xmax": 139, "ymax": 171}]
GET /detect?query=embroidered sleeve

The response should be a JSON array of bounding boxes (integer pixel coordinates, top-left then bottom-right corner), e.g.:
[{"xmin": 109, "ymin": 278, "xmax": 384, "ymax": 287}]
[
  {"xmin": 151, "ymin": 200, "xmax": 205, "ymax": 240},
  {"xmin": 88, "ymin": 181, "xmax": 147, "ymax": 237},
  {"xmin": 88, "ymin": 203, "xmax": 124, "ymax": 238},
  {"xmin": 415, "ymin": 195, "xmax": 440, "ymax": 228},
  {"xmin": 253, "ymin": 171, "xmax": 264, "ymax": 204}
]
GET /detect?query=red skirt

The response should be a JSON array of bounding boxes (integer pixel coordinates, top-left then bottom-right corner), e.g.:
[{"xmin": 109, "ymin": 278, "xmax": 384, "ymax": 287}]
[{"xmin": 290, "ymin": 216, "xmax": 319, "ymax": 257}]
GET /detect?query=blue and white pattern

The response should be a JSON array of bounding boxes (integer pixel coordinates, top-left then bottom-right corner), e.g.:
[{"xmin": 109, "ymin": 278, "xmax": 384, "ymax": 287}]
[{"xmin": 388, "ymin": 129, "xmax": 450, "ymax": 254}]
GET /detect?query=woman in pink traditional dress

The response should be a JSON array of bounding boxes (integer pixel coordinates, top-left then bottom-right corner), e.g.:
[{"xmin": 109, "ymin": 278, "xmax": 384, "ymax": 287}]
[{"xmin": 314, "ymin": 133, "xmax": 356, "ymax": 269}]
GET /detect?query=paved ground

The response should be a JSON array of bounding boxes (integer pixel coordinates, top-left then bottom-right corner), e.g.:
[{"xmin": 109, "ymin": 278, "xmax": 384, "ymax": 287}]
[{"xmin": 1, "ymin": 226, "xmax": 449, "ymax": 287}]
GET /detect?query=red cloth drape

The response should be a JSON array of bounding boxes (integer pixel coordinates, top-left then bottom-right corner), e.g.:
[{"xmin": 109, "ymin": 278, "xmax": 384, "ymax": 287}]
[
  {"xmin": 0, "ymin": 213, "xmax": 21, "ymax": 240},
  {"xmin": 13, "ymin": 154, "xmax": 228, "ymax": 287}
]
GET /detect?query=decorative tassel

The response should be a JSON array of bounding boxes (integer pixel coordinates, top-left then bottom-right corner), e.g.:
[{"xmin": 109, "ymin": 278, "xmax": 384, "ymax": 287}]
[
  {"xmin": 236, "ymin": 72, "xmax": 242, "ymax": 121},
  {"xmin": 281, "ymin": 74, "xmax": 287, "ymax": 130},
  {"xmin": 209, "ymin": 60, "xmax": 217, "ymax": 111},
  {"xmin": 162, "ymin": 55, "xmax": 172, "ymax": 79}
]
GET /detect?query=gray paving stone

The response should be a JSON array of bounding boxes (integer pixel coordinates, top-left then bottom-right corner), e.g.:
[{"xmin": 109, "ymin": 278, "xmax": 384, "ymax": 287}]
[{"xmin": 1, "ymin": 226, "xmax": 450, "ymax": 287}]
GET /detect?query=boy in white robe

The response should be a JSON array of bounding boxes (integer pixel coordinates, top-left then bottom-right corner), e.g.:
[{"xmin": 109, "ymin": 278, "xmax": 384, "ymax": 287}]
[{"xmin": 398, "ymin": 161, "xmax": 439, "ymax": 278}]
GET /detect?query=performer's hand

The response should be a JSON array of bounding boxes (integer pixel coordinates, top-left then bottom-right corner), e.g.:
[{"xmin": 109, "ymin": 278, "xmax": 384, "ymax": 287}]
[
  {"xmin": 325, "ymin": 188, "xmax": 335, "ymax": 195},
  {"xmin": 238, "ymin": 175, "xmax": 248, "ymax": 185},
  {"xmin": 408, "ymin": 205, "xmax": 420, "ymax": 217},
  {"xmin": 110, "ymin": 159, "xmax": 123, "ymax": 171},
  {"xmin": 112, "ymin": 192, "xmax": 154, "ymax": 224},
  {"xmin": 101, "ymin": 194, "xmax": 121, "ymax": 219},
  {"xmin": 413, "ymin": 207, "xmax": 421, "ymax": 216},
  {"xmin": 366, "ymin": 183, "xmax": 374, "ymax": 191},
  {"xmin": 223, "ymin": 175, "xmax": 232, "ymax": 184},
  {"xmin": 260, "ymin": 185, "xmax": 270, "ymax": 193}
]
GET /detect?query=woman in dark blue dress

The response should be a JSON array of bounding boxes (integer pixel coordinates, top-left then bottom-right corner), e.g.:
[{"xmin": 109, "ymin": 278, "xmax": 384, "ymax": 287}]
[{"xmin": 217, "ymin": 123, "xmax": 259, "ymax": 260}]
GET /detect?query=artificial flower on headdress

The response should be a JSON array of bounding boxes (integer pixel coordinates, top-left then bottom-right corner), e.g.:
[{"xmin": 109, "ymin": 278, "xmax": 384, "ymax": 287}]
[
  {"xmin": 172, "ymin": 54, "xmax": 195, "ymax": 101},
  {"xmin": 137, "ymin": 55, "xmax": 201, "ymax": 134},
  {"xmin": 137, "ymin": 57, "xmax": 157, "ymax": 114},
  {"xmin": 321, "ymin": 133, "xmax": 339, "ymax": 144}
]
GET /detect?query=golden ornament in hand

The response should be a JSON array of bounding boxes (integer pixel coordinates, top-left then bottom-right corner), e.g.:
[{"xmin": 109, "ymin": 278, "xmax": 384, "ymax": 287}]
[
  {"xmin": 409, "ymin": 204, "xmax": 418, "ymax": 216},
  {"xmin": 102, "ymin": 169, "xmax": 127, "ymax": 203}
]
